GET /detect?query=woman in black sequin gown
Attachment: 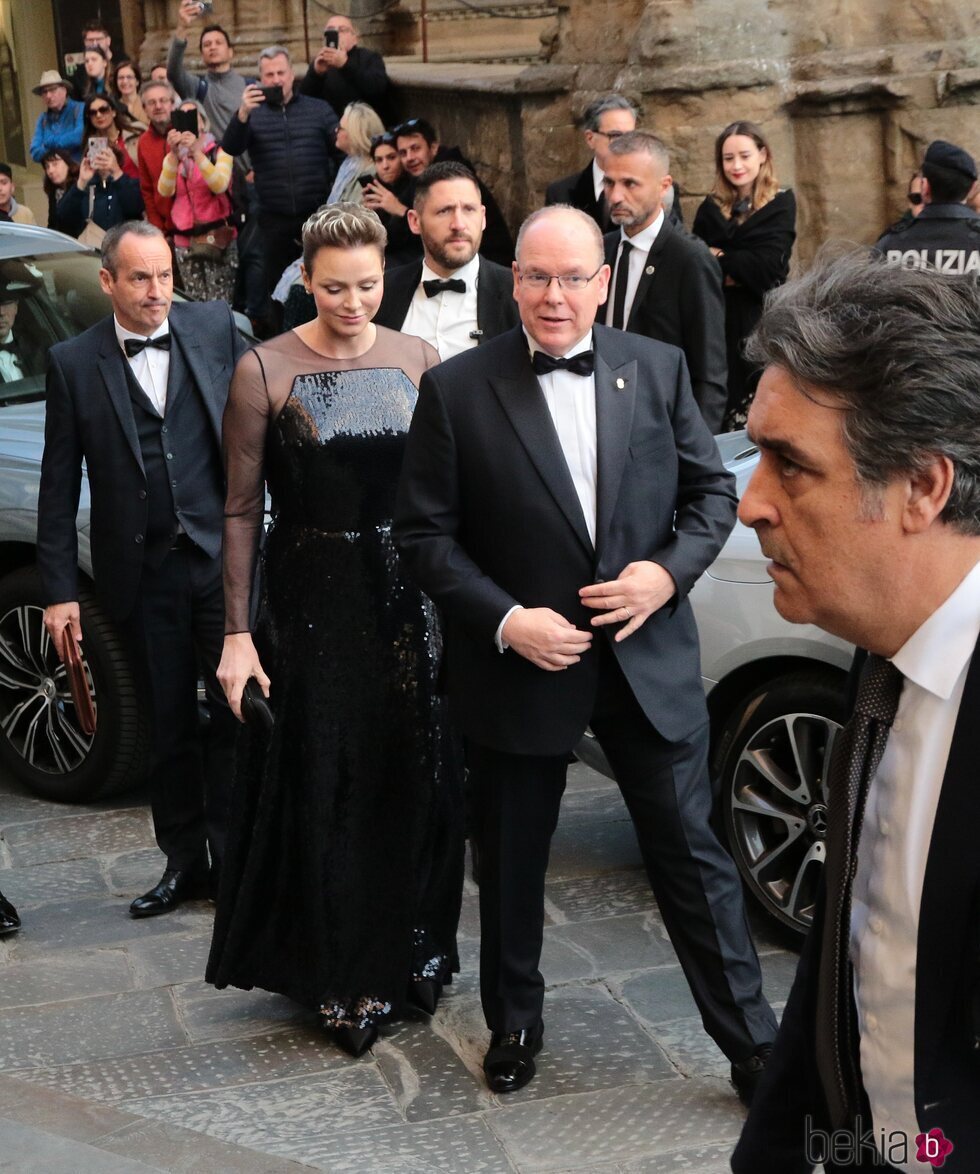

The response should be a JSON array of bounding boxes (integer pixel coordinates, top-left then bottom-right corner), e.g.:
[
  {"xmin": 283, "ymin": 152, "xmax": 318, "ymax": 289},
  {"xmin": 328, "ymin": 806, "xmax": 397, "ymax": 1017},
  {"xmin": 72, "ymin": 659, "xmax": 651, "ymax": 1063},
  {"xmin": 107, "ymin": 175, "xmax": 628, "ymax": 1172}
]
[{"xmin": 206, "ymin": 204, "xmax": 464, "ymax": 1058}]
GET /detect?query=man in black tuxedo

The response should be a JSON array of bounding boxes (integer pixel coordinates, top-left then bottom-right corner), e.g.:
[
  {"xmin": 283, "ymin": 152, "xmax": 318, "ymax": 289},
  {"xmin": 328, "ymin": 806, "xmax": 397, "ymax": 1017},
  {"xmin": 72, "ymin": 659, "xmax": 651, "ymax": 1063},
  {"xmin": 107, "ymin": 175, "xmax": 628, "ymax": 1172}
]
[
  {"xmin": 374, "ymin": 161, "xmax": 518, "ymax": 359},
  {"xmin": 38, "ymin": 221, "xmax": 247, "ymax": 918},
  {"xmin": 546, "ymin": 95, "xmax": 683, "ymax": 232},
  {"xmin": 0, "ymin": 267, "xmax": 46, "ymax": 383},
  {"xmin": 394, "ymin": 205, "xmax": 776, "ymax": 1097},
  {"xmin": 733, "ymin": 255, "xmax": 980, "ymax": 1171},
  {"xmin": 602, "ymin": 131, "xmax": 727, "ymax": 433}
]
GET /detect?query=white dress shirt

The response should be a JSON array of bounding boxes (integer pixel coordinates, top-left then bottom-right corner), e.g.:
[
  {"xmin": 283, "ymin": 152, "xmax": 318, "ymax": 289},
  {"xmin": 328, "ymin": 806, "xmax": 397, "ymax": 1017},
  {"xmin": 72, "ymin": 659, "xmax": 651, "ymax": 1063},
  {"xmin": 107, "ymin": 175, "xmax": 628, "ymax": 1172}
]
[
  {"xmin": 605, "ymin": 211, "xmax": 665, "ymax": 329},
  {"xmin": 400, "ymin": 254, "xmax": 481, "ymax": 362},
  {"xmin": 0, "ymin": 333, "xmax": 25, "ymax": 383},
  {"xmin": 494, "ymin": 329, "xmax": 597, "ymax": 651},
  {"xmin": 849, "ymin": 557, "xmax": 980, "ymax": 1170},
  {"xmin": 114, "ymin": 316, "xmax": 171, "ymax": 417}
]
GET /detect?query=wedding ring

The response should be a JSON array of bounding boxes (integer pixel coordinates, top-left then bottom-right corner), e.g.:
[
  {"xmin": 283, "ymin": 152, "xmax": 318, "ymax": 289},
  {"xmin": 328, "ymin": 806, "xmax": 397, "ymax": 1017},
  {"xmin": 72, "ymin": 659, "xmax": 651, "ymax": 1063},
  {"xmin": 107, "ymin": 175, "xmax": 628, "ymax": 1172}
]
[{"xmin": 624, "ymin": 607, "xmax": 632, "ymax": 619}]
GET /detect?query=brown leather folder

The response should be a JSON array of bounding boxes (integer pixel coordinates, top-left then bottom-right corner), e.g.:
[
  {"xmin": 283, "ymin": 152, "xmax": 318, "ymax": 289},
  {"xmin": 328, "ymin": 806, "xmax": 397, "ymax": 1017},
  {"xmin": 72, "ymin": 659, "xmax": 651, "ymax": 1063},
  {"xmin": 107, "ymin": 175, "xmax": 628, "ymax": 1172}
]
[{"xmin": 62, "ymin": 626, "xmax": 97, "ymax": 736}]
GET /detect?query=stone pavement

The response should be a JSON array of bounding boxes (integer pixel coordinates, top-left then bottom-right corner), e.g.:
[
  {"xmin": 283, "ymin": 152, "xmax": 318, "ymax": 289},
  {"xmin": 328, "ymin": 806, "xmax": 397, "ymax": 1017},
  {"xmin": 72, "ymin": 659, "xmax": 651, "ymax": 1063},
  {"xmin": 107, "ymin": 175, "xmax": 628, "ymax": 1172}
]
[{"xmin": 0, "ymin": 762, "xmax": 800, "ymax": 1173}]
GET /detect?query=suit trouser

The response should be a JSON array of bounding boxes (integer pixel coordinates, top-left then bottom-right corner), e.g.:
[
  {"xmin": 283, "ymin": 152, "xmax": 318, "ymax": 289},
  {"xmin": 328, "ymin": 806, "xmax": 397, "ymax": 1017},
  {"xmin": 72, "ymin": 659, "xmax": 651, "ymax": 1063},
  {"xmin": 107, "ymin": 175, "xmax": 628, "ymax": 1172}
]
[
  {"xmin": 469, "ymin": 642, "xmax": 777, "ymax": 1061},
  {"xmin": 123, "ymin": 541, "xmax": 237, "ymax": 875}
]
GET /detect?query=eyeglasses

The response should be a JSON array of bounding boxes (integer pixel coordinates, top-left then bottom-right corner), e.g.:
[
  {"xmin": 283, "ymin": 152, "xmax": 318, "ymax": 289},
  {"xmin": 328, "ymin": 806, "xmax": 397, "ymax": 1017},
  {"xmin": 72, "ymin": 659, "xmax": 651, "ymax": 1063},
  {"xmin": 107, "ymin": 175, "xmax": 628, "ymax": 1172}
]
[
  {"xmin": 517, "ymin": 267, "xmax": 603, "ymax": 291},
  {"xmin": 89, "ymin": 105, "xmax": 113, "ymax": 116},
  {"xmin": 593, "ymin": 129, "xmax": 627, "ymax": 139},
  {"xmin": 393, "ymin": 119, "xmax": 429, "ymax": 139},
  {"xmin": 370, "ymin": 132, "xmax": 395, "ymax": 150}
]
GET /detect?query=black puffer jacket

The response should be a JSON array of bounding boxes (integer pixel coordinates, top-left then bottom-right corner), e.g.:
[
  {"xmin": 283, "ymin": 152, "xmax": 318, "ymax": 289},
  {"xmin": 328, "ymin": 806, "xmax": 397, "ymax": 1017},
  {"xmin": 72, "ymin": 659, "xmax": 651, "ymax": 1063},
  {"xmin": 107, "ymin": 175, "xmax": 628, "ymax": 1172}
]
[{"xmin": 222, "ymin": 92, "xmax": 339, "ymax": 221}]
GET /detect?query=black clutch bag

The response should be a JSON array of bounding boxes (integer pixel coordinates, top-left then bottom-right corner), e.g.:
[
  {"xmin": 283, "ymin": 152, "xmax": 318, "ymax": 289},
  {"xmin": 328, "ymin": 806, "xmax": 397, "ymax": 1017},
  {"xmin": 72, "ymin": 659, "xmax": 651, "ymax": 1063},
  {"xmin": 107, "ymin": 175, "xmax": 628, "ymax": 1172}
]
[{"xmin": 241, "ymin": 679, "xmax": 273, "ymax": 732}]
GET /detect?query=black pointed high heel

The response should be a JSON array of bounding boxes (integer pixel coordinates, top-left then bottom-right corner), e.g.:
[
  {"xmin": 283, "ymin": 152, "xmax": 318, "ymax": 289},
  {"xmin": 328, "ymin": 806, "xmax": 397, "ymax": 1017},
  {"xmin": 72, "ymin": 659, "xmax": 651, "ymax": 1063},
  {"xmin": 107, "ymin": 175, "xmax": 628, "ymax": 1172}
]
[
  {"xmin": 408, "ymin": 969, "xmax": 453, "ymax": 1015},
  {"xmin": 332, "ymin": 1023, "xmax": 379, "ymax": 1058}
]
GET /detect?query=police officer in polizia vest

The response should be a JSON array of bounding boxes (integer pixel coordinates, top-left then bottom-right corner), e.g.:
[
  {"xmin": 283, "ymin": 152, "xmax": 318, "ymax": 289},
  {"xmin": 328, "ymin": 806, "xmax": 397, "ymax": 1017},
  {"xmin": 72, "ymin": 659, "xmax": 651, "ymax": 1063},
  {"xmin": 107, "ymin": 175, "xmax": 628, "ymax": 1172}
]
[{"xmin": 875, "ymin": 139, "xmax": 980, "ymax": 276}]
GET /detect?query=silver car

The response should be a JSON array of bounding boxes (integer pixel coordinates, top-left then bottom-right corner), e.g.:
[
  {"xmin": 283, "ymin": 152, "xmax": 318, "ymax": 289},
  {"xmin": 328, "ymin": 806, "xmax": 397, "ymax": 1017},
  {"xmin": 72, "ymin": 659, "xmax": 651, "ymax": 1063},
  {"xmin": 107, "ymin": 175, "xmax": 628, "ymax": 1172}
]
[{"xmin": 0, "ymin": 224, "xmax": 848, "ymax": 937}]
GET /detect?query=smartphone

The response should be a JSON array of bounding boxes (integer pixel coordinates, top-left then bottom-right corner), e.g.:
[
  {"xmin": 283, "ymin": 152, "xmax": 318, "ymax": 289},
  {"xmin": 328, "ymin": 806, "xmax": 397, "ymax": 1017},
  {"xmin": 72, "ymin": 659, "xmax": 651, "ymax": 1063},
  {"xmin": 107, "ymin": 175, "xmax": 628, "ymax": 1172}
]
[
  {"xmin": 259, "ymin": 84, "xmax": 284, "ymax": 105},
  {"xmin": 357, "ymin": 174, "xmax": 374, "ymax": 189},
  {"xmin": 171, "ymin": 107, "xmax": 199, "ymax": 135},
  {"xmin": 324, "ymin": 29, "xmax": 339, "ymax": 49},
  {"xmin": 87, "ymin": 136, "xmax": 108, "ymax": 164},
  {"xmin": 197, "ymin": 0, "xmax": 214, "ymax": 13}
]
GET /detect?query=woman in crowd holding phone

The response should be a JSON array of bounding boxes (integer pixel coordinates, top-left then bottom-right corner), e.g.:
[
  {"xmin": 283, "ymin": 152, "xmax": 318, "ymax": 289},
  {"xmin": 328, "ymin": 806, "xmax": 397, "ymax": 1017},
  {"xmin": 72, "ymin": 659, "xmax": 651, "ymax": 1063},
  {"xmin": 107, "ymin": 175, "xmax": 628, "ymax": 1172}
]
[
  {"xmin": 208, "ymin": 202, "xmax": 464, "ymax": 1060},
  {"xmin": 53, "ymin": 137, "xmax": 143, "ymax": 240},
  {"xmin": 692, "ymin": 120, "xmax": 796, "ymax": 430},
  {"xmin": 327, "ymin": 101, "xmax": 385, "ymax": 205},
  {"xmin": 113, "ymin": 61, "xmax": 147, "ymax": 131},
  {"xmin": 157, "ymin": 100, "xmax": 237, "ymax": 303},
  {"xmin": 81, "ymin": 94, "xmax": 141, "ymax": 172},
  {"xmin": 362, "ymin": 130, "xmax": 419, "ymax": 267},
  {"xmin": 41, "ymin": 150, "xmax": 80, "ymax": 228}
]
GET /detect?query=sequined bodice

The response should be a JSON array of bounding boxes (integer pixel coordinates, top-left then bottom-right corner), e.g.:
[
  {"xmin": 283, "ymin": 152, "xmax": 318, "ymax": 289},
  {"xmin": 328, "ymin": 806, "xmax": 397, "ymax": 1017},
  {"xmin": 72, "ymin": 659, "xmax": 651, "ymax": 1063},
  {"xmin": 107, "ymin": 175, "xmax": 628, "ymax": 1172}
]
[{"xmin": 268, "ymin": 367, "xmax": 418, "ymax": 533}]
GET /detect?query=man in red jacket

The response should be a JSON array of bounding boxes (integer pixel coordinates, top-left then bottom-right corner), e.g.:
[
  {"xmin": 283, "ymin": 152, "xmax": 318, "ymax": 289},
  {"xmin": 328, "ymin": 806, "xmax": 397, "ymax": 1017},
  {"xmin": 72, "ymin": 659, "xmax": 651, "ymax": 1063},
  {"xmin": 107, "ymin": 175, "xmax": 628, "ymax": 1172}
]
[{"xmin": 137, "ymin": 81, "xmax": 176, "ymax": 235}]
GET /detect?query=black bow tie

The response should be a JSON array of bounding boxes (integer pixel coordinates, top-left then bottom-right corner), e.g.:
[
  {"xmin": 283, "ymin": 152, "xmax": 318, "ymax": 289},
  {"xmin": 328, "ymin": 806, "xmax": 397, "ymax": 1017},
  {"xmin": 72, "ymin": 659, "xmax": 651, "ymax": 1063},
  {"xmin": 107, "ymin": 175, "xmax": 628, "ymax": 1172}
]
[
  {"xmin": 0, "ymin": 339, "xmax": 18, "ymax": 355},
  {"xmin": 531, "ymin": 349, "xmax": 595, "ymax": 377},
  {"xmin": 123, "ymin": 334, "xmax": 171, "ymax": 358},
  {"xmin": 422, "ymin": 278, "xmax": 466, "ymax": 298}
]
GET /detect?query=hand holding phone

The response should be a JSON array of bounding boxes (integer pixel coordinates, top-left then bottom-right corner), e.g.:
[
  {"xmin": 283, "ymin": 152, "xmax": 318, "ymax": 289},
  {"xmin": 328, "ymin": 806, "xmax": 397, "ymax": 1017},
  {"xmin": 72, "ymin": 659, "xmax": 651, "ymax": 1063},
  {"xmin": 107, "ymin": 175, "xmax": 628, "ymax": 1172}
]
[
  {"xmin": 87, "ymin": 136, "xmax": 108, "ymax": 166},
  {"xmin": 324, "ymin": 28, "xmax": 339, "ymax": 49}
]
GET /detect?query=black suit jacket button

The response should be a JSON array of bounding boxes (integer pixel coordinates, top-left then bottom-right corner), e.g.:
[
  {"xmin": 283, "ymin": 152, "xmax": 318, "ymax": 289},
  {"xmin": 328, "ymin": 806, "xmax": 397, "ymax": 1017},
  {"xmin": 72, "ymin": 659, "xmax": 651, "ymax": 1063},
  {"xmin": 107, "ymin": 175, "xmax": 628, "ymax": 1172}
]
[
  {"xmin": 138, "ymin": 490, "xmax": 147, "ymax": 500},
  {"xmin": 135, "ymin": 534, "xmax": 144, "ymax": 544}
]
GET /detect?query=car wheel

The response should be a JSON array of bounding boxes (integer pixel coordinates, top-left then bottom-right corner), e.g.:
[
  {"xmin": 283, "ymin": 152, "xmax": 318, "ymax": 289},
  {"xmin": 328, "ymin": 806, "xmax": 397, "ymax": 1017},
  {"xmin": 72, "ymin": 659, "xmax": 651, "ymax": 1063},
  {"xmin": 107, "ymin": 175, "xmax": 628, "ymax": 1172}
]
[
  {"xmin": 714, "ymin": 670, "xmax": 847, "ymax": 939},
  {"xmin": 0, "ymin": 566, "xmax": 149, "ymax": 802}
]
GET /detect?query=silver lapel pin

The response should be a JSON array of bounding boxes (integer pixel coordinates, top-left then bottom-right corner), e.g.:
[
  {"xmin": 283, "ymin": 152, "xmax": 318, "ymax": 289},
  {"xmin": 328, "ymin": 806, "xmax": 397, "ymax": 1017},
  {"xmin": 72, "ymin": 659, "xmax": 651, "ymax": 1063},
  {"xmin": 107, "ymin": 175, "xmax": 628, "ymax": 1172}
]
[
  {"xmin": 645, "ymin": 265, "xmax": 655, "ymax": 276},
  {"xmin": 615, "ymin": 377, "xmax": 626, "ymax": 389}
]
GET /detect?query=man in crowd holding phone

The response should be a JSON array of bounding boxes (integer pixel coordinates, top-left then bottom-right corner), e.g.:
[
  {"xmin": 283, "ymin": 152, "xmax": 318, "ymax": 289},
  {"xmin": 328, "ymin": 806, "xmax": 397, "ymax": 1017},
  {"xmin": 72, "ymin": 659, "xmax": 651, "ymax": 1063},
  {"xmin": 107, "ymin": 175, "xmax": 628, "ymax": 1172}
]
[
  {"xmin": 222, "ymin": 46, "xmax": 338, "ymax": 311},
  {"xmin": 168, "ymin": 0, "xmax": 246, "ymax": 141},
  {"xmin": 137, "ymin": 81, "xmax": 177, "ymax": 239},
  {"xmin": 299, "ymin": 15, "xmax": 390, "ymax": 123}
]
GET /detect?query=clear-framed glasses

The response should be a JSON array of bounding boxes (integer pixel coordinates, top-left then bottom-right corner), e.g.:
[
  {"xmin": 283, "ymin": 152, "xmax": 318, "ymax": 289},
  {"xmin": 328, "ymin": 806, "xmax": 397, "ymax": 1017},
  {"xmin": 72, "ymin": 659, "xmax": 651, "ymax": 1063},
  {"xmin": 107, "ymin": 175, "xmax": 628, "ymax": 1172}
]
[
  {"xmin": 517, "ymin": 266, "xmax": 603, "ymax": 291},
  {"xmin": 593, "ymin": 129, "xmax": 626, "ymax": 139}
]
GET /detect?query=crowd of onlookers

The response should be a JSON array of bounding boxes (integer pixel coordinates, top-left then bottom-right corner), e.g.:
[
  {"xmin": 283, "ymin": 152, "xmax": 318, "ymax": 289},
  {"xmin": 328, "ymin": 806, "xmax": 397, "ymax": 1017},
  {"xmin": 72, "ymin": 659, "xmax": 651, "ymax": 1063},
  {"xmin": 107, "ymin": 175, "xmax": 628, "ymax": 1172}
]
[{"xmin": 5, "ymin": 4, "xmax": 980, "ymax": 426}]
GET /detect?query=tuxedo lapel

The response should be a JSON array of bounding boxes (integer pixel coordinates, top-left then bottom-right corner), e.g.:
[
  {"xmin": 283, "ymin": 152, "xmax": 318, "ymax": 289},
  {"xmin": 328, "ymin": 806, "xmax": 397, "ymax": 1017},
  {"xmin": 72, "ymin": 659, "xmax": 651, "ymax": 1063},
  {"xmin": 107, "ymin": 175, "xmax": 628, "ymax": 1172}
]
[
  {"xmin": 475, "ymin": 259, "xmax": 513, "ymax": 343},
  {"xmin": 488, "ymin": 334, "xmax": 594, "ymax": 559},
  {"xmin": 96, "ymin": 320, "xmax": 144, "ymax": 474},
  {"xmin": 169, "ymin": 310, "xmax": 222, "ymax": 446},
  {"xmin": 593, "ymin": 342, "xmax": 637, "ymax": 560},
  {"xmin": 385, "ymin": 263, "xmax": 422, "ymax": 330},
  {"xmin": 915, "ymin": 635, "xmax": 980, "ymax": 1092},
  {"xmin": 626, "ymin": 218, "xmax": 673, "ymax": 331}
]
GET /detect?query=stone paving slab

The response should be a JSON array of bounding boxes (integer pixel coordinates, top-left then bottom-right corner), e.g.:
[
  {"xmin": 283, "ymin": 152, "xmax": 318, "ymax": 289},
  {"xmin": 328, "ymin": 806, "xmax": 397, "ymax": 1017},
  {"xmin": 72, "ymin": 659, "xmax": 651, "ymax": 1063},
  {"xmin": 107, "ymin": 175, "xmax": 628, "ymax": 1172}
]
[
  {"xmin": 0, "ymin": 988, "xmax": 187, "ymax": 1071},
  {"xmin": 487, "ymin": 1080, "xmax": 743, "ymax": 1170},
  {"xmin": 375, "ymin": 1014, "xmax": 489, "ymax": 1122},
  {"xmin": 15, "ymin": 1031, "xmax": 344, "ymax": 1104},
  {"xmin": 95, "ymin": 1116, "xmax": 316, "ymax": 1172},
  {"xmin": 120, "ymin": 1069, "xmax": 406, "ymax": 1159},
  {"xmin": 0, "ymin": 947, "xmax": 134, "ymax": 1010},
  {"xmin": 545, "ymin": 870, "xmax": 655, "ymax": 924},
  {"xmin": 1, "ymin": 810, "xmax": 155, "ymax": 866},
  {"xmin": 3, "ymin": 896, "xmax": 212, "ymax": 958},
  {"xmin": 105, "ymin": 849, "xmax": 183, "ymax": 896},
  {"xmin": 0, "ymin": 1117, "xmax": 162, "ymax": 1173},
  {"xmin": 172, "ymin": 981, "xmax": 320, "ymax": 1044},
  {"xmin": 541, "ymin": 913, "xmax": 675, "ymax": 983},
  {"xmin": 0, "ymin": 858, "xmax": 109, "ymax": 909},
  {"xmin": 0, "ymin": 1072, "xmax": 137, "ymax": 1143},
  {"xmin": 125, "ymin": 931, "xmax": 215, "ymax": 989}
]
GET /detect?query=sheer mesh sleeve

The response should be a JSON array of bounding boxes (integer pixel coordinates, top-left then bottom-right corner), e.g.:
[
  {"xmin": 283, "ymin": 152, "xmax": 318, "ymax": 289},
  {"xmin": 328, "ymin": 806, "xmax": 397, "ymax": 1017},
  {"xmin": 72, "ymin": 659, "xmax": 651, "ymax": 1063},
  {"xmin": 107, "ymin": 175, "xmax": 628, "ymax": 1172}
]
[{"xmin": 222, "ymin": 348, "xmax": 272, "ymax": 634}]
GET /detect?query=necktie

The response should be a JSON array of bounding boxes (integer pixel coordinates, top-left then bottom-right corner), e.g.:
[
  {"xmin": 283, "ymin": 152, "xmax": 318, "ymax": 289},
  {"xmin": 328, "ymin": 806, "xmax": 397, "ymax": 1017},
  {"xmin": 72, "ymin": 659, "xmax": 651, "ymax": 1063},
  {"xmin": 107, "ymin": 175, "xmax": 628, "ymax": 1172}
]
[
  {"xmin": 124, "ymin": 334, "xmax": 171, "ymax": 358},
  {"xmin": 422, "ymin": 278, "xmax": 466, "ymax": 298},
  {"xmin": 531, "ymin": 350, "xmax": 595, "ymax": 377},
  {"xmin": 815, "ymin": 653, "xmax": 904, "ymax": 1127},
  {"xmin": 610, "ymin": 240, "xmax": 633, "ymax": 331}
]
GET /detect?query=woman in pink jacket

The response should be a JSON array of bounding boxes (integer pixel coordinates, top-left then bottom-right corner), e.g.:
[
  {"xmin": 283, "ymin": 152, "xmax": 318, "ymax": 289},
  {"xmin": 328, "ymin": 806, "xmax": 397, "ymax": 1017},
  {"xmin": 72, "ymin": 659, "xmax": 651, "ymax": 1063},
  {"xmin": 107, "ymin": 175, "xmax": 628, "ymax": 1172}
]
[{"xmin": 157, "ymin": 100, "xmax": 238, "ymax": 303}]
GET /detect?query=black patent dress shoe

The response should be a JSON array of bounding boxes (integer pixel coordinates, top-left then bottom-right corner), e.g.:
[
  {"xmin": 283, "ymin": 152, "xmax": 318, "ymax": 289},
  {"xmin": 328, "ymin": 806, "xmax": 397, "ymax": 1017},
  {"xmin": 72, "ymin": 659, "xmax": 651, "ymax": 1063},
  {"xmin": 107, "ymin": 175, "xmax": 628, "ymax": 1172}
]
[
  {"xmin": 129, "ymin": 866, "xmax": 209, "ymax": 918},
  {"xmin": 731, "ymin": 1042, "xmax": 773, "ymax": 1106},
  {"xmin": 332, "ymin": 1023, "xmax": 379, "ymax": 1058},
  {"xmin": 483, "ymin": 1021, "xmax": 544, "ymax": 1094},
  {"xmin": 0, "ymin": 890, "xmax": 20, "ymax": 936}
]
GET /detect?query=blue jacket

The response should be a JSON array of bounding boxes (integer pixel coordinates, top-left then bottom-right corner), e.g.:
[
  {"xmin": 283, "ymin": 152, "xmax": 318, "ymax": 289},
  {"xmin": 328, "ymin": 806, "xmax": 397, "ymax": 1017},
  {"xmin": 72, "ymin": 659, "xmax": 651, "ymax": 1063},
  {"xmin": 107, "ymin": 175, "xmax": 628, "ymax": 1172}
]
[
  {"xmin": 30, "ymin": 100, "xmax": 85, "ymax": 163},
  {"xmin": 221, "ymin": 91, "xmax": 338, "ymax": 221}
]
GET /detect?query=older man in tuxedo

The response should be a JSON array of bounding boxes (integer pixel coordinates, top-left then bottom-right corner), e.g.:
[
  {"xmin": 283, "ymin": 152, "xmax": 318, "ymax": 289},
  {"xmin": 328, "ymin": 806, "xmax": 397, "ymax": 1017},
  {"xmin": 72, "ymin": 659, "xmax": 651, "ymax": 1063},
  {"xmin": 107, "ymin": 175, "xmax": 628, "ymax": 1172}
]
[
  {"xmin": 374, "ymin": 161, "xmax": 518, "ymax": 358},
  {"xmin": 394, "ymin": 205, "xmax": 775, "ymax": 1097},
  {"xmin": 732, "ymin": 254, "xmax": 980, "ymax": 1173},
  {"xmin": 38, "ymin": 221, "xmax": 247, "ymax": 918}
]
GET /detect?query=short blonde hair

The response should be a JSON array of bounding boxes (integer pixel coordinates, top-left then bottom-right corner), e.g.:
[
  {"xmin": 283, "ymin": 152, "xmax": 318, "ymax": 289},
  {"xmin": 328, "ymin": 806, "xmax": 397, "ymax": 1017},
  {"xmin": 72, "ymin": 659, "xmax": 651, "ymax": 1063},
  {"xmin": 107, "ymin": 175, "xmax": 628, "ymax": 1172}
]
[
  {"xmin": 301, "ymin": 202, "xmax": 387, "ymax": 269},
  {"xmin": 342, "ymin": 101, "xmax": 385, "ymax": 158}
]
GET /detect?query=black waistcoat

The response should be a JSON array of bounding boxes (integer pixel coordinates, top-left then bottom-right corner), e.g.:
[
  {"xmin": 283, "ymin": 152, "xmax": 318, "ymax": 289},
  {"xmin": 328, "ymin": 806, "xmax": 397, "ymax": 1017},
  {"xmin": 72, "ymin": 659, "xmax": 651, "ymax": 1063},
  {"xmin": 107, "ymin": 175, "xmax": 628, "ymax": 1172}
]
[{"xmin": 121, "ymin": 333, "xmax": 224, "ymax": 568}]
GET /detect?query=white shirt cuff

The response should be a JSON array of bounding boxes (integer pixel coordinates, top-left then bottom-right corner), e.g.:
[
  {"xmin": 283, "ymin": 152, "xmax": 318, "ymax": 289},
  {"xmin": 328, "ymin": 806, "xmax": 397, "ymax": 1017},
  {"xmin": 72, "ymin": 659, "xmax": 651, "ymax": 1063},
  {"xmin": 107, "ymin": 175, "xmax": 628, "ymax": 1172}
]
[{"xmin": 494, "ymin": 605, "xmax": 523, "ymax": 653}]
